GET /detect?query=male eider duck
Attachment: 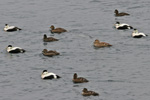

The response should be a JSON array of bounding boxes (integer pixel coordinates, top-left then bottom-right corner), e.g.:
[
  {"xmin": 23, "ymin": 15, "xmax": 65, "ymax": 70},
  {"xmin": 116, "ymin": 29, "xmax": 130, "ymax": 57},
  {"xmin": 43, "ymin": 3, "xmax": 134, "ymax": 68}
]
[
  {"xmin": 50, "ymin": 25, "xmax": 67, "ymax": 33},
  {"xmin": 115, "ymin": 22, "xmax": 133, "ymax": 30},
  {"xmin": 72, "ymin": 73, "xmax": 89, "ymax": 83},
  {"xmin": 42, "ymin": 49, "xmax": 60, "ymax": 57},
  {"xmin": 114, "ymin": 9, "xmax": 130, "ymax": 17},
  {"xmin": 41, "ymin": 70, "xmax": 61, "ymax": 79},
  {"xmin": 132, "ymin": 29, "xmax": 148, "ymax": 38},
  {"xmin": 43, "ymin": 34, "xmax": 59, "ymax": 42},
  {"xmin": 94, "ymin": 39, "xmax": 112, "ymax": 48},
  {"xmin": 6, "ymin": 45, "xmax": 25, "ymax": 53},
  {"xmin": 4, "ymin": 24, "xmax": 22, "ymax": 32},
  {"xmin": 82, "ymin": 88, "xmax": 99, "ymax": 96}
]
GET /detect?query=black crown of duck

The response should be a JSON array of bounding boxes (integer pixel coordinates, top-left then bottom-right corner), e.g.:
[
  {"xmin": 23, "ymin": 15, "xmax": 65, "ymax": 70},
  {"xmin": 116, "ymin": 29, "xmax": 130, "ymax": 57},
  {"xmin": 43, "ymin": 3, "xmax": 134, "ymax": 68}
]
[
  {"xmin": 114, "ymin": 9, "xmax": 130, "ymax": 17},
  {"xmin": 72, "ymin": 73, "xmax": 89, "ymax": 83},
  {"xmin": 94, "ymin": 39, "xmax": 112, "ymax": 48},
  {"xmin": 42, "ymin": 49, "xmax": 60, "ymax": 57},
  {"xmin": 43, "ymin": 34, "xmax": 59, "ymax": 42},
  {"xmin": 82, "ymin": 88, "xmax": 99, "ymax": 96},
  {"xmin": 50, "ymin": 25, "xmax": 67, "ymax": 33}
]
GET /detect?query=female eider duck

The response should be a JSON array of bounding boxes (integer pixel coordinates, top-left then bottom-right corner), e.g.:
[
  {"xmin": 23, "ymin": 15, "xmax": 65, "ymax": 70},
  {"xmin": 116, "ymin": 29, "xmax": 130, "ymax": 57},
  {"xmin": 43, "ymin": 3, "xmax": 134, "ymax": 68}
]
[
  {"xmin": 50, "ymin": 25, "xmax": 67, "ymax": 34},
  {"xmin": 132, "ymin": 29, "xmax": 148, "ymax": 38},
  {"xmin": 42, "ymin": 49, "xmax": 60, "ymax": 57},
  {"xmin": 114, "ymin": 9, "xmax": 130, "ymax": 17},
  {"xmin": 94, "ymin": 39, "xmax": 112, "ymax": 48},
  {"xmin": 6, "ymin": 45, "xmax": 25, "ymax": 53},
  {"xmin": 43, "ymin": 34, "xmax": 59, "ymax": 42},
  {"xmin": 82, "ymin": 88, "xmax": 99, "ymax": 96},
  {"xmin": 4, "ymin": 24, "xmax": 22, "ymax": 32},
  {"xmin": 41, "ymin": 70, "xmax": 61, "ymax": 79},
  {"xmin": 115, "ymin": 22, "xmax": 133, "ymax": 30},
  {"xmin": 72, "ymin": 73, "xmax": 89, "ymax": 83}
]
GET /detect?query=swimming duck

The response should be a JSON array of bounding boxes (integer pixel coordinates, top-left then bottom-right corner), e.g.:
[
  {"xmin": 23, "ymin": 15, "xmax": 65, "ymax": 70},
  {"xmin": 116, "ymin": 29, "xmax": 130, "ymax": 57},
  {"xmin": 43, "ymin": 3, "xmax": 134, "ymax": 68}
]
[
  {"xmin": 72, "ymin": 73, "xmax": 89, "ymax": 83},
  {"xmin": 42, "ymin": 49, "xmax": 60, "ymax": 57},
  {"xmin": 6, "ymin": 45, "xmax": 25, "ymax": 53},
  {"xmin": 115, "ymin": 22, "xmax": 133, "ymax": 30},
  {"xmin": 4, "ymin": 24, "xmax": 22, "ymax": 32},
  {"xmin": 41, "ymin": 70, "xmax": 61, "ymax": 79},
  {"xmin": 50, "ymin": 25, "xmax": 67, "ymax": 33},
  {"xmin": 132, "ymin": 29, "xmax": 148, "ymax": 38},
  {"xmin": 94, "ymin": 39, "xmax": 112, "ymax": 48},
  {"xmin": 114, "ymin": 9, "xmax": 130, "ymax": 17},
  {"xmin": 82, "ymin": 88, "xmax": 99, "ymax": 96},
  {"xmin": 43, "ymin": 34, "xmax": 59, "ymax": 42}
]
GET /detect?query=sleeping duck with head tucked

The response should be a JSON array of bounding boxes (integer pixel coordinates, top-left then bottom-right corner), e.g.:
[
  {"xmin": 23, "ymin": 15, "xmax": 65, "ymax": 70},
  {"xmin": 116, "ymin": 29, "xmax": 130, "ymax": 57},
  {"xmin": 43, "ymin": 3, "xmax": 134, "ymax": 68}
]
[
  {"xmin": 82, "ymin": 88, "xmax": 99, "ymax": 96},
  {"xmin": 42, "ymin": 49, "xmax": 60, "ymax": 57},
  {"xmin": 93, "ymin": 39, "xmax": 112, "ymax": 48},
  {"xmin": 50, "ymin": 25, "xmax": 67, "ymax": 34}
]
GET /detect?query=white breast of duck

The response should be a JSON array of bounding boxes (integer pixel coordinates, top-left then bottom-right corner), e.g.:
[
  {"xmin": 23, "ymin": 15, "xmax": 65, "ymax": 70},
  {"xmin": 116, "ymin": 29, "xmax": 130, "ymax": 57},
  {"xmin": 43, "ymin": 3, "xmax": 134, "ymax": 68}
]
[
  {"xmin": 115, "ymin": 22, "xmax": 133, "ymax": 29},
  {"xmin": 41, "ymin": 70, "xmax": 60, "ymax": 79},
  {"xmin": 132, "ymin": 29, "xmax": 147, "ymax": 38},
  {"xmin": 7, "ymin": 45, "xmax": 25, "ymax": 53}
]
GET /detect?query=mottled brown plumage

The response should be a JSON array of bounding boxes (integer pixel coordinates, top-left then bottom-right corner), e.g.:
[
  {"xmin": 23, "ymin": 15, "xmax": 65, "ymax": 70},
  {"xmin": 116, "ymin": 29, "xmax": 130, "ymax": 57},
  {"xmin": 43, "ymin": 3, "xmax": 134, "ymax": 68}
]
[
  {"xmin": 50, "ymin": 25, "xmax": 67, "ymax": 33},
  {"xmin": 72, "ymin": 73, "xmax": 88, "ymax": 83},
  {"xmin": 42, "ymin": 49, "xmax": 60, "ymax": 57},
  {"xmin": 43, "ymin": 34, "xmax": 58, "ymax": 42},
  {"xmin": 114, "ymin": 9, "xmax": 130, "ymax": 17},
  {"xmin": 82, "ymin": 88, "xmax": 99, "ymax": 96},
  {"xmin": 94, "ymin": 39, "xmax": 112, "ymax": 48}
]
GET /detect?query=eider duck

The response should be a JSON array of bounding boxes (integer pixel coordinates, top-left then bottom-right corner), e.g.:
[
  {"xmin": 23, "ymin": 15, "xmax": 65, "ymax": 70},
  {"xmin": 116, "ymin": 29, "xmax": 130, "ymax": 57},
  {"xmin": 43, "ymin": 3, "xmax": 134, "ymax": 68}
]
[
  {"xmin": 132, "ymin": 29, "xmax": 148, "ymax": 38},
  {"xmin": 72, "ymin": 73, "xmax": 89, "ymax": 83},
  {"xmin": 115, "ymin": 22, "xmax": 133, "ymax": 30},
  {"xmin": 82, "ymin": 88, "xmax": 99, "ymax": 96},
  {"xmin": 4, "ymin": 24, "xmax": 22, "ymax": 32},
  {"xmin": 94, "ymin": 39, "xmax": 112, "ymax": 48},
  {"xmin": 43, "ymin": 34, "xmax": 59, "ymax": 42},
  {"xmin": 42, "ymin": 49, "xmax": 60, "ymax": 57},
  {"xmin": 50, "ymin": 25, "xmax": 67, "ymax": 33},
  {"xmin": 6, "ymin": 45, "xmax": 25, "ymax": 53},
  {"xmin": 114, "ymin": 9, "xmax": 130, "ymax": 17},
  {"xmin": 41, "ymin": 70, "xmax": 61, "ymax": 79}
]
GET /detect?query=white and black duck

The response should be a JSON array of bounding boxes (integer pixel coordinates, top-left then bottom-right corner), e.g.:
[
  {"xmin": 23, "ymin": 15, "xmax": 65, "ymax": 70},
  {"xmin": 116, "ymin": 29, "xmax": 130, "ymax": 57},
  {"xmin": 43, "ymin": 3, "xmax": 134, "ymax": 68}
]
[
  {"xmin": 115, "ymin": 22, "xmax": 133, "ymax": 30},
  {"xmin": 132, "ymin": 29, "xmax": 148, "ymax": 38},
  {"xmin": 6, "ymin": 45, "xmax": 25, "ymax": 53},
  {"xmin": 4, "ymin": 24, "xmax": 22, "ymax": 32},
  {"xmin": 41, "ymin": 70, "xmax": 61, "ymax": 79}
]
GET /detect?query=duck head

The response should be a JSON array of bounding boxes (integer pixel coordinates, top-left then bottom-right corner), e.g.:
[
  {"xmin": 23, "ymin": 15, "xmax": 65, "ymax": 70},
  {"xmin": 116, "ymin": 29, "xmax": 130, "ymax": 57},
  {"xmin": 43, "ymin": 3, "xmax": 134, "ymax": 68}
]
[
  {"xmin": 50, "ymin": 25, "xmax": 55, "ymax": 30},
  {"xmin": 73, "ymin": 73, "xmax": 78, "ymax": 79}
]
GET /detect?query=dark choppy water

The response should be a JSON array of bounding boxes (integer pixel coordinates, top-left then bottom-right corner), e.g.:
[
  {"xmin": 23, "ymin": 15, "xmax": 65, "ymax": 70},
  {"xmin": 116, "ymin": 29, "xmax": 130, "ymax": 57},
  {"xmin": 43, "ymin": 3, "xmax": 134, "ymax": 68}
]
[{"xmin": 0, "ymin": 0, "xmax": 150, "ymax": 100}]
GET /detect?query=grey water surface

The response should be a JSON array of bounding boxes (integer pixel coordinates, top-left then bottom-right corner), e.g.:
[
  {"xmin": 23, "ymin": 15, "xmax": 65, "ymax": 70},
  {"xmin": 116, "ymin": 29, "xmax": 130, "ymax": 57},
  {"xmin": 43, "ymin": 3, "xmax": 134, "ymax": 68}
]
[{"xmin": 0, "ymin": 0, "xmax": 150, "ymax": 100}]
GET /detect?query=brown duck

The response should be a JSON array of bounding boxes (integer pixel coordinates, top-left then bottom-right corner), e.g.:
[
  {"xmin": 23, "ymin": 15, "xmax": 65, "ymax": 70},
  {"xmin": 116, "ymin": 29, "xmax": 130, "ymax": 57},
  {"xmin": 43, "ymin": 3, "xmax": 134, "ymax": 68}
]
[
  {"xmin": 43, "ymin": 34, "xmax": 58, "ymax": 42},
  {"xmin": 82, "ymin": 88, "xmax": 99, "ymax": 96},
  {"xmin": 50, "ymin": 25, "xmax": 67, "ymax": 33},
  {"xmin": 114, "ymin": 9, "xmax": 130, "ymax": 16},
  {"xmin": 72, "ymin": 73, "xmax": 89, "ymax": 83},
  {"xmin": 42, "ymin": 49, "xmax": 60, "ymax": 57},
  {"xmin": 94, "ymin": 39, "xmax": 112, "ymax": 48}
]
